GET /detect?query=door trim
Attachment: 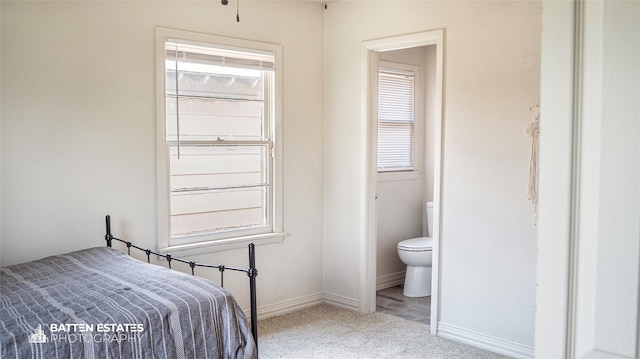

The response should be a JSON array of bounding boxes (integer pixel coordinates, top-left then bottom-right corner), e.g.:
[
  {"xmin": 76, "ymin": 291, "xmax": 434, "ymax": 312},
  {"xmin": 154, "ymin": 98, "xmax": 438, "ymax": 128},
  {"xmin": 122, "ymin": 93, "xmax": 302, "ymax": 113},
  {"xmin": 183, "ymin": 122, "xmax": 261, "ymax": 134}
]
[
  {"xmin": 536, "ymin": 1, "xmax": 640, "ymax": 357},
  {"xmin": 361, "ymin": 29, "xmax": 444, "ymax": 335}
]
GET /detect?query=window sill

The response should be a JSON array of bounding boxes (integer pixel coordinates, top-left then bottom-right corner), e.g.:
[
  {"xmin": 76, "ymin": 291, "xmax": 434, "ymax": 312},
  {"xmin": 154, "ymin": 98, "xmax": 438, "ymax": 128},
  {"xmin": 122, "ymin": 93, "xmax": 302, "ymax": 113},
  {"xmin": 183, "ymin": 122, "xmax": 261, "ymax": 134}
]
[
  {"xmin": 378, "ymin": 171, "xmax": 421, "ymax": 182},
  {"xmin": 158, "ymin": 232, "xmax": 286, "ymax": 257}
]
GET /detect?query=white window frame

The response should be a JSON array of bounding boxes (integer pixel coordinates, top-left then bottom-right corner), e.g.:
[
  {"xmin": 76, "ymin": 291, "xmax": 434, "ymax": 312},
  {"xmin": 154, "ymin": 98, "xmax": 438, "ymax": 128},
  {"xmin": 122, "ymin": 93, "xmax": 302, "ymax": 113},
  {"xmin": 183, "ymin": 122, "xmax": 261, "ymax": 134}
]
[
  {"xmin": 156, "ymin": 27, "xmax": 284, "ymax": 254},
  {"xmin": 377, "ymin": 61, "xmax": 419, "ymax": 174}
]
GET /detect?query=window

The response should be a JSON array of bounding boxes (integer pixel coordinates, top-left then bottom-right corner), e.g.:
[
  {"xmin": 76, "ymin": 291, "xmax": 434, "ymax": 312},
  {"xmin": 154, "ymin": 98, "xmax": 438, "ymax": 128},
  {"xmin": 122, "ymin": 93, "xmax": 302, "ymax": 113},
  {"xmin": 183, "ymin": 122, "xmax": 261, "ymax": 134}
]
[
  {"xmin": 156, "ymin": 28, "xmax": 283, "ymax": 250},
  {"xmin": 377, "ymin": 66, "xmax": 416, "ymax": 172}
]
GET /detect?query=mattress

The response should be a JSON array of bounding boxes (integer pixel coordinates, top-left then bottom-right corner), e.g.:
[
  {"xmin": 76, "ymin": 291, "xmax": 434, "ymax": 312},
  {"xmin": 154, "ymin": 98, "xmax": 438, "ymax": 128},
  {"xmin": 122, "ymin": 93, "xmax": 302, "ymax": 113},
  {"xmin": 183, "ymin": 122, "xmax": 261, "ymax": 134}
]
[{"xmin": 0, "ymin": 246, "xmax": 257, "ymax": 359}]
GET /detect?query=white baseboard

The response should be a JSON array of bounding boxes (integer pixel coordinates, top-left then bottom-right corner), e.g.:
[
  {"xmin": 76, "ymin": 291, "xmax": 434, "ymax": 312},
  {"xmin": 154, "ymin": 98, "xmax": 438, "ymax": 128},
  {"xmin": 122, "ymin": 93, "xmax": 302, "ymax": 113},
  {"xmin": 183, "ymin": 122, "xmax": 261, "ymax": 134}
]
[
  {"xmin": 376, "ymin": 271, "xmax": 405, "ymax": 291},
  {"xmin": 437, "ymin": 322, "xmax": 534, "ymax": 359},
  {"xmin": 323, "ymin": 292, "xmax": 360, "ymax": 311},
  {"xmin": 255, "ymin": 292, "xmax": 324, "ymax": 320},
  {"xmin": 250, "ymin": 292, "xmax": 359, "ymax": 321}
]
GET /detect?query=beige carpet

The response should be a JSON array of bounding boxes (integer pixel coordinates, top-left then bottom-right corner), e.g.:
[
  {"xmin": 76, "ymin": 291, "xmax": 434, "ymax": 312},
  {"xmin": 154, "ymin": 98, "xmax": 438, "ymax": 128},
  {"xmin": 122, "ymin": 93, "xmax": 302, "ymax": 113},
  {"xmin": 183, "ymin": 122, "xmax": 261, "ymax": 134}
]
[{"xmin": 258, "ymin": 304, "xmax": 510, "ymax": 359}]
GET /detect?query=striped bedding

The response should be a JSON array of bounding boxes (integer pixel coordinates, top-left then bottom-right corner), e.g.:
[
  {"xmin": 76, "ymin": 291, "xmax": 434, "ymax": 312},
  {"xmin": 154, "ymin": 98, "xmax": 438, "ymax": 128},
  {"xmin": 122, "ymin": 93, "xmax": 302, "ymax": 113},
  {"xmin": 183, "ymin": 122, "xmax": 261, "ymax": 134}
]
[{"xmin": 0, "ymin": 247, "xmax": 257, "ymax": 359}]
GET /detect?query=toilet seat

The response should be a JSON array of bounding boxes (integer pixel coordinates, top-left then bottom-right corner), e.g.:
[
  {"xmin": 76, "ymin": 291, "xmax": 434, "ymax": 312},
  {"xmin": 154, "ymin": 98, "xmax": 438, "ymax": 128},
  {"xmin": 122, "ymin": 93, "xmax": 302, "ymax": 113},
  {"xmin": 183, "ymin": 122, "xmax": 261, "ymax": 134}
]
[{"xmin": 398, "ymin": 237, "xmax": 433, "ymax": 252}]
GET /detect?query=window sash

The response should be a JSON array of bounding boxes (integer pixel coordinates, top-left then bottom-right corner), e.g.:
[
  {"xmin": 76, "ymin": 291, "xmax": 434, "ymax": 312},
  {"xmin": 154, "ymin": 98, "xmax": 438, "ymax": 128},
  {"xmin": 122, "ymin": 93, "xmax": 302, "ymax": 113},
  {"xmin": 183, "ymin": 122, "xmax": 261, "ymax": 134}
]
[
  {"xmin": 170, "ymin": 187, "xmax": 269, "ymax": 238},
  {"xmin": 168, "ymin": 144, "xmax": 269, "ymax": 192},
  {"xmin": 164, "ymin": 38, "xmax": 275, "ymax": 245},
  {"xmin": 165, "ymin": 94, "xmax": 267, "ymax": 142},
  {"xmin": 378, "ymin": 122, "xmax": 414, "ymax": 171},
  {"xmin": 378, "ymin": 68, "xmax": 415, "ymax": 172}
]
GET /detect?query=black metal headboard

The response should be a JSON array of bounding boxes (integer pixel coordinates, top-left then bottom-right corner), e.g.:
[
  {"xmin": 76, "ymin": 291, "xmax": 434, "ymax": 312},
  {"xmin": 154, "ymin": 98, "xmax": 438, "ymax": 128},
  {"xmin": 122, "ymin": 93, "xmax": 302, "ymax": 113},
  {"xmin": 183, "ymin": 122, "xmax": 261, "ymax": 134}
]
[{"xmin": 104, "ymin": 215, "xmax": 259, "ymax": 348}]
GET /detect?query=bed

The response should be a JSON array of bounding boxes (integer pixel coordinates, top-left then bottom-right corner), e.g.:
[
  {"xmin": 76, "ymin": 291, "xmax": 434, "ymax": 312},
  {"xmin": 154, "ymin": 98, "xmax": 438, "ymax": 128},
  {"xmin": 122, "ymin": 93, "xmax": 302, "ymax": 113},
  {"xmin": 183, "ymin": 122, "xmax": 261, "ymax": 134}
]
[{"xmin": 0, "ymin": 216, "xmax": 258, "ymax": 359}]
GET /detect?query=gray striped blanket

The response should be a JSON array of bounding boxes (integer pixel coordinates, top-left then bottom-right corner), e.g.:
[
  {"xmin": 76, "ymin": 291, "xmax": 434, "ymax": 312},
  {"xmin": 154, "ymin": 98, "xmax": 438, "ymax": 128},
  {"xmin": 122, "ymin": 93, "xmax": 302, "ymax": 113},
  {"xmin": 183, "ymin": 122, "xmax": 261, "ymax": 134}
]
[{"xmin": 0, "ymin": 247, "xmax": 257, "ymax": 359}]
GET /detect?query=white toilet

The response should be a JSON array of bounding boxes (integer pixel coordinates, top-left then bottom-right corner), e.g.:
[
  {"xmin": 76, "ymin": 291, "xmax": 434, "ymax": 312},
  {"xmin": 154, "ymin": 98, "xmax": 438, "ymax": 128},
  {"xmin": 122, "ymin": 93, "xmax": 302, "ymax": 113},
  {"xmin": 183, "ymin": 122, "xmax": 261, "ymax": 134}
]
[{"xmin": 397, "ymin": 201, "xmax": 434, "ymax": 297}]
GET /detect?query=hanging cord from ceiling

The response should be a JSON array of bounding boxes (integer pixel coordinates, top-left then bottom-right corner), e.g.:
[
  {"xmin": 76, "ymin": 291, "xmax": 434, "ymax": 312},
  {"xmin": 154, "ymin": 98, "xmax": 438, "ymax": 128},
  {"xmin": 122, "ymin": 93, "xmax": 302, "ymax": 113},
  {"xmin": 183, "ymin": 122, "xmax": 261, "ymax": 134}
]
[{"xmin": 221, "ymin": 0, "xmax": 240, "ymax": 22}]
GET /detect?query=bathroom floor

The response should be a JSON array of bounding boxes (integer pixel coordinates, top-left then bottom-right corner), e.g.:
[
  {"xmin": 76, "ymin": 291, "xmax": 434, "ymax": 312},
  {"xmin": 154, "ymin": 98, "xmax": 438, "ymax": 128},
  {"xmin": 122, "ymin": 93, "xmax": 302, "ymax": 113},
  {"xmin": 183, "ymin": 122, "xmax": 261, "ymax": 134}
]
[{"xmin": 376, "ymin": 285, "xmax": 431, "ymax": 325}]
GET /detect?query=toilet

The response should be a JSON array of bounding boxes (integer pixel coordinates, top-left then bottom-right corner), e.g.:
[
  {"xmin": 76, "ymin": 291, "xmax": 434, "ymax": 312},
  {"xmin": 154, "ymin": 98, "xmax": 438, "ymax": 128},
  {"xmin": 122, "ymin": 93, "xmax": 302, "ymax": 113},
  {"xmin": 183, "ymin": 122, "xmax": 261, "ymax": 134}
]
[{"xmin": 397, "ymin": 201, "xmax": 434, "ymax": 297}]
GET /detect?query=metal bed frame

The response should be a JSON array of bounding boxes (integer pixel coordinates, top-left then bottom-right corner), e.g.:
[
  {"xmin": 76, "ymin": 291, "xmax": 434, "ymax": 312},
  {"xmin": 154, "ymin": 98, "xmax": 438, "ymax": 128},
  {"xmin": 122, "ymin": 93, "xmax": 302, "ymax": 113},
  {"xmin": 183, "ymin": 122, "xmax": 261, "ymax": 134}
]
[{"xmin": 103, "ymin": 215, "xmax": 259, "ymax": 349}]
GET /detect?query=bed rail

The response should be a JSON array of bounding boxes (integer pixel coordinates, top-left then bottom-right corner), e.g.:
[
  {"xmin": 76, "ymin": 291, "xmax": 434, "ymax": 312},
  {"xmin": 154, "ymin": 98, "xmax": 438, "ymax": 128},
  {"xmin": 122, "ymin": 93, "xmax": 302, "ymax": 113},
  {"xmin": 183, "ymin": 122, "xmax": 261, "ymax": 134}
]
[{"xmin": 104, "ymin": 215, "xmax": 259, "ymax": 349}]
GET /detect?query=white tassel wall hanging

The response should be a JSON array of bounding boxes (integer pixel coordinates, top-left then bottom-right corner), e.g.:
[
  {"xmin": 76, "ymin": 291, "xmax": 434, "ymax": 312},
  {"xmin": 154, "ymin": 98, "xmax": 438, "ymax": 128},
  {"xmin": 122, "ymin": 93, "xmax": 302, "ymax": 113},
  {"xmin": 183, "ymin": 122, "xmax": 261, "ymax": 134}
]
[{"xmin": 524, "ymin": 103, "xmax": 540, "ymax": 225}]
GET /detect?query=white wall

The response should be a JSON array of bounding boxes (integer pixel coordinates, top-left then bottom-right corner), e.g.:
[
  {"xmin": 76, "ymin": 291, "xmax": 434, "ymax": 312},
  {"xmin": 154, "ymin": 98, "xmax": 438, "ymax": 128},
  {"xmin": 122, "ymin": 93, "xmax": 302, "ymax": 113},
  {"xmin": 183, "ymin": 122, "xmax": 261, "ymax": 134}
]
[
  {"xmin": 324, "ymin": 0, "xmax": 539, "ymax": 351},
  {"xmin": 0, "ymin": 0, "xmax": 325, "ymax": 312},
  {"xmin": 2, "ymin": 0, "xmax": 543, "ymax": 353}
]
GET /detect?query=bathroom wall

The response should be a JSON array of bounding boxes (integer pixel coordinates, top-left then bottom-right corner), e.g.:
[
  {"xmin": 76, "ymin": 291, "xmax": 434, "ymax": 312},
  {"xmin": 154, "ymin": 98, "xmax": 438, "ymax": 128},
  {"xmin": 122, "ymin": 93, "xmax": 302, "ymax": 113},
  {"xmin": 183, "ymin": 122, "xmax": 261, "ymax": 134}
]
[
  {"xmin": 324, "ymin": 0, "xmax": 539, "ymax": 352},
  {"xmin": 375, "ymin": 46, "xmax": 435, "ymax": 289}
]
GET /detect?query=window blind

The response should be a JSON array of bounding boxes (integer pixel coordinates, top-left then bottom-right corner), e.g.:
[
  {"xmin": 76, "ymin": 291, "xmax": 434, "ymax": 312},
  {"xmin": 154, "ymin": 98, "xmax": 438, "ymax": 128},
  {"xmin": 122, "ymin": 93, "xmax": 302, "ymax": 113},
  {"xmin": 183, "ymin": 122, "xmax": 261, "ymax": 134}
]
[
  {"xmin": 166, "ymin": 39, "xmax": 275, "ymax": 71},
  {"xmin": 378, "ymin": 69, "xmax": 415, "ymax": 171}
]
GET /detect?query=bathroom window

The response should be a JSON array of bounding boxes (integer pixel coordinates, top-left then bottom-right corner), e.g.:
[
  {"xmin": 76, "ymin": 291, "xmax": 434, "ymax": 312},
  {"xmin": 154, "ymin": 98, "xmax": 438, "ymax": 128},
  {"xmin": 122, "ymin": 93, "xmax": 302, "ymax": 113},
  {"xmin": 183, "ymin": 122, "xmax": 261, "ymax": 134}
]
[
  {"xmin": 156, "ymin": 28, "xmax": 283, "ymax": 250},
  {"xmin": 377, "ymin": 66, "xmax": 416, "ymax": 172}
]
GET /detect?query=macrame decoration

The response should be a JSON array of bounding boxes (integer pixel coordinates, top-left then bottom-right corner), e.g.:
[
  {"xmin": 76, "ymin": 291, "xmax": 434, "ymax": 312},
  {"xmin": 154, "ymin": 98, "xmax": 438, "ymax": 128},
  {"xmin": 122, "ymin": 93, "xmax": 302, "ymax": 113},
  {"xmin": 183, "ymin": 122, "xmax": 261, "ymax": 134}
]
[{"xmin": 524, "ymin": 103, "xmax": 540, "ymax": 225}]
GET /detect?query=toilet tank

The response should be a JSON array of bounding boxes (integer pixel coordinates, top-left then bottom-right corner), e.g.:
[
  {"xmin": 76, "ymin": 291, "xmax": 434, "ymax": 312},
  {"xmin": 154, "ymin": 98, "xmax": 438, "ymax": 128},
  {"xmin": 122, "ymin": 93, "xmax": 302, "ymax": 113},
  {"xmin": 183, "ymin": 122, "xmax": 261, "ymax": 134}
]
[{"xmin": 426, "ymin": 201, "xmax": 434, "ymax": 237}]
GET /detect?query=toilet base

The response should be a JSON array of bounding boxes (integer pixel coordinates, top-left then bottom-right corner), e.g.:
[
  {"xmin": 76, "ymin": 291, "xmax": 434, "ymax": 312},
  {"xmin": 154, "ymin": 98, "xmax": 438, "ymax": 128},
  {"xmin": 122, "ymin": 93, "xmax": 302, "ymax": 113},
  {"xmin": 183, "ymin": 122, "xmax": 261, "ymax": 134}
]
[{"xmin": 403, "ymin": 266, "xmax": 432, "ymax": 297}]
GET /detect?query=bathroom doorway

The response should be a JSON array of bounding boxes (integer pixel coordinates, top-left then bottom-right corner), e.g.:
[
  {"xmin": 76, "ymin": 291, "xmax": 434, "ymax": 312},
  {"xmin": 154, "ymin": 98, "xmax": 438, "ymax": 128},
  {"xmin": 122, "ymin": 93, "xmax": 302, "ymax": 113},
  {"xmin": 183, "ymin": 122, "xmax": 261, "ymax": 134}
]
[
  {"xmin": 361, "ymin": 30, "xmax": 444, "ymax": 334},
  {"xmin": 375, "ymin": 46, "xmax": 434, "ymax": 325}
]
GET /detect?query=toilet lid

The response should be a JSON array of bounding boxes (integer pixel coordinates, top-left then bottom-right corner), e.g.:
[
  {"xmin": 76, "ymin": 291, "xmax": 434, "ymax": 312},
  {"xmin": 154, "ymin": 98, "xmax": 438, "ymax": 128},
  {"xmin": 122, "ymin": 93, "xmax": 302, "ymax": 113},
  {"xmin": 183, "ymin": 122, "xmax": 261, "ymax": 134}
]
[{"xmin": 398, "ymin": 237, "xmax": 433, "ymax": 251}]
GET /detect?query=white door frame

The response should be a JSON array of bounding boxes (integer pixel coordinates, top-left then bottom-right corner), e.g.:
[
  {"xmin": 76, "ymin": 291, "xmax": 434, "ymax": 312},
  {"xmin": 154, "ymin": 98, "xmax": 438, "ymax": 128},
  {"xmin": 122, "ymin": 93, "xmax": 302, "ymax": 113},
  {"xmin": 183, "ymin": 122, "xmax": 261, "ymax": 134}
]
[
  {"xmin": 360, "ymin": 29, "xmax": 444, "ymax": 335},
  {"xmin": 535, "ymin": 0, "xmax": 576, "ymax": 355},
  {"xmin": 536, "ymin": 1, "xmax": 640, "ymax": 357}
]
